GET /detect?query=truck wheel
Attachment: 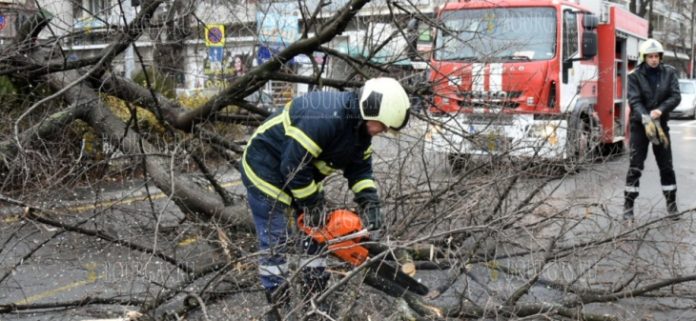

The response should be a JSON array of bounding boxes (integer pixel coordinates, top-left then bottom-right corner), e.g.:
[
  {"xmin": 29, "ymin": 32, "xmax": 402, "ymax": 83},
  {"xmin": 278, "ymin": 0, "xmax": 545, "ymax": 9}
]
[
  {"xmin": 567, "ymin": 116, "xmax": 600, "ymax": 170},
  {"xmin": 599, "ymin": 140, "xmax": 625, "ymax": 159}
]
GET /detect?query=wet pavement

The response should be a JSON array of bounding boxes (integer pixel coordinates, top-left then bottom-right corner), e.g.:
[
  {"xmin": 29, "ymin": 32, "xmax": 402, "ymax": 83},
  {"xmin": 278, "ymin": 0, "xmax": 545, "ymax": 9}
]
[{"xmin": 1, "ymin": 120, "xmax": 696, "ymax": 320}]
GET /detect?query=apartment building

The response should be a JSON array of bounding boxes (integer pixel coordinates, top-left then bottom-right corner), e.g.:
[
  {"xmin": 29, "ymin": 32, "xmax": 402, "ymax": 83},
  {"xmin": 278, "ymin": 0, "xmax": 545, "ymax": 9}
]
[
  {"xmin": 647, "ymin": 0, "xmax": 693, "ymax": 76},
  {"xmin": 27, "ymin": 0, "xmax": 434, "ymax": 106},
  {"xmin": 13, "ymin": 0, "xmax": 693, "ymax": 94}
]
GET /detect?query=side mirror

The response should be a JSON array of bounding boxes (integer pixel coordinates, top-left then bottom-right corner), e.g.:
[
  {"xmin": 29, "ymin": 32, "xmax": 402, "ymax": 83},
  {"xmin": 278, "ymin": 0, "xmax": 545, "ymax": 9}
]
[
  {"xmin": 406, "ymin": 18, "xmax": 418, "ymax": 32},
  {"xmin": 583, "ymin": 14, "xmax": 598, "ymax": 30},
  {"xmin": 582, "ymin": 31, "xmax": 597, "ymax": 58},
  {"xmin": 406, "ymin": 18, "xmax": 419, "ymax": 60}
]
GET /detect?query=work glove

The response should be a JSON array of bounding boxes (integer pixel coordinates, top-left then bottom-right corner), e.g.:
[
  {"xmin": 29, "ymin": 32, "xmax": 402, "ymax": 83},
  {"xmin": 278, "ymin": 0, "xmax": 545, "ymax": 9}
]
[
  {"xmin": 355, "ymin": 191, "xmax": 383, "ymax": 231},
  {"xmin": 655, "ymin": 121, "xmax": 670, "ymax": 147},
  {"xmin": 301, "ymin": 197, "xmax": 327, "ymax": 228},
  {"xmin": 641, "ymin": 114, "xmax": 661, "ymax": 146}
]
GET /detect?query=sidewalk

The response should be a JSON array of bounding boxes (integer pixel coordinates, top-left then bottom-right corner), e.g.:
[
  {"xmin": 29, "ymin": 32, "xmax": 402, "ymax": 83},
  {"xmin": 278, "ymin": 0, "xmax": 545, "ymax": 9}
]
[{"xmin": 0, "ymin": 165, "xmax": 243, "ymax": 218}]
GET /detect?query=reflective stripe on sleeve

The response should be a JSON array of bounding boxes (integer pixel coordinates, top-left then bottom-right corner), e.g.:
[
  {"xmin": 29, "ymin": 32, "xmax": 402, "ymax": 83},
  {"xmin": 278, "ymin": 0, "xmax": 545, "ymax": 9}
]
[
  {"xmin": 312, "ymin": 160, "xmax": 335, "ymax": 176},
  {"xmin": 291, "ymin": 180, "xmax": 319, "ymax": 199},
  {"xmin": 351, "ymin": 179, "xmax": 376, "ymax": 194},
  {"xmin": 662, "ymin": 185, "xmax": 677, "ymax": 191},
  {"xmin": 363, "ymin": 145, "xmax": 373, "ymax": 160}
]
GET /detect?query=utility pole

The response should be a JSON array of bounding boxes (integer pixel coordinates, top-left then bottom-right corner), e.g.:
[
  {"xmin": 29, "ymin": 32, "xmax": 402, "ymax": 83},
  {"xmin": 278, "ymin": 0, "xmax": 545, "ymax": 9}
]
[
  {"xmin": 124, "ymin": 0, "xmax": 137, "ymax": 79},
  {"xmin": 691, "ymin": 0, "xmax": 695, "ymax": 78},
  {"xmin": 647, "ymin": 0, "xmax": 654, "ymax": 37}
]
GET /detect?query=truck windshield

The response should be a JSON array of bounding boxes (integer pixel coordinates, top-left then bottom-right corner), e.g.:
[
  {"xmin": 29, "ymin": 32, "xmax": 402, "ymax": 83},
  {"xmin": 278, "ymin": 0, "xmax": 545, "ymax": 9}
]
[{"xmin": 435, "ymin": 7, "xmax": 557, "ymax": 61}]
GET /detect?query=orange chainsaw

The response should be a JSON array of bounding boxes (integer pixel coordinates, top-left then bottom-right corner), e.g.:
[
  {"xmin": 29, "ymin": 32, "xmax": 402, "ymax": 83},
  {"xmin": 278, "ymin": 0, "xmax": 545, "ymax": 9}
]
[{"xmin": 297, "ymin": 209, "xmax": 429, "ymax": 295}]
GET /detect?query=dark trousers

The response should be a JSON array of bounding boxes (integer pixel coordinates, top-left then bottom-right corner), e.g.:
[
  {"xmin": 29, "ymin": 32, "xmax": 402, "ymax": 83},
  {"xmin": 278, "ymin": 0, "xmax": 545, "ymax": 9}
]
[
  {"xmin": 243, "ymin": 182, "xmax": 328, "ymax": 291},
  {"xmin": 625, "ymin": 120, "xmax": 676, "ymax": 194}
]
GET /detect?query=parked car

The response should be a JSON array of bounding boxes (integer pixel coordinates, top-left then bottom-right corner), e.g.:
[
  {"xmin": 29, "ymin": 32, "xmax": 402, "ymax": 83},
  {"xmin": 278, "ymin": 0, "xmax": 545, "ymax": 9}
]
[
  {"xmin": 245, "ymin": 90, "xmax": 277, "ymax": 113},
  {"xmin": 671, "ymin": 79, "xmax": 696, "ymax": 119}
]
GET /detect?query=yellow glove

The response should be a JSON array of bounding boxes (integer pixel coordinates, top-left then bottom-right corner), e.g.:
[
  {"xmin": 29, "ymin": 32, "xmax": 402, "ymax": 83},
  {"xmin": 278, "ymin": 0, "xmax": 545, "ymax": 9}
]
[
  {"xmin": 641, "ymin": 115, "xmax": 660, "ymax": 145},
  {"xmin": 655, "ymin": 121, "xmax": 670, "ymax": 147}
]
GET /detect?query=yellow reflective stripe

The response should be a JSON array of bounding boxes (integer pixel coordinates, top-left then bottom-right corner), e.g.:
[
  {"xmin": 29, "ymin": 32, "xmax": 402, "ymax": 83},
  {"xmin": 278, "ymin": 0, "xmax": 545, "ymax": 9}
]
[
  {"xmin": 242, "ymin": 114, "xmax": 291, "ymax": 204},
  {"xmin": 250, "ymin": 114, "xmax": 283, "ymax": 140},
  {"xmin": 312, "ymin": 160, "xmax": 335, "ymax": 176},
  {"xmin": 290, "ymin": 180, "xmax": 319, "ymax": 199},
  {"xmin": 242, "ymin": 155, "xmax": 292, "ymax": 205},
  {"xmin": 282, "ymin": 108, "xmax": 322, "ymax": 157},
  {"xmin": 363, "ymin": 145, "xmax": 373, "ymax": 160},
  {"xmin": 351, "ymin": 179, "xmax": 376, "ymax": 194},
  {"xmin": 318, "ymin": 182, "xmax": 324, "ymax": 192}
]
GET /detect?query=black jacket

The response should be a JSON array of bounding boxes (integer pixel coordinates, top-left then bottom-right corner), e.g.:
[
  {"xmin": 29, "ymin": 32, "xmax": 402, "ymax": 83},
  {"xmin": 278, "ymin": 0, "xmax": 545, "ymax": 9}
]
[
  {"xmin": 627, "ymin": 63, "xmax": 681, "ymax": 124},
  {"xmin": 240, "ymin": 91, "xmax": 376, "ymax": 207}
]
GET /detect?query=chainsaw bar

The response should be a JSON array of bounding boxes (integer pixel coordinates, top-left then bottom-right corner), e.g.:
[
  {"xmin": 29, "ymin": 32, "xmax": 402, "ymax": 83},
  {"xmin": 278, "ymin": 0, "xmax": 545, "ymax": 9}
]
[{"xmin": 370, "ymin": 258, "xmax": 429, "ymax": 295}]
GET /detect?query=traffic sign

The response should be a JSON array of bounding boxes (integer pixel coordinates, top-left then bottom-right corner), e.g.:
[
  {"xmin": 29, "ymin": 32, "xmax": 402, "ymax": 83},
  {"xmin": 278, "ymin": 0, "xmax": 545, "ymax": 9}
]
[
  {"xmin": 0, "ymin": 16, "xmax": 6, "ymax": 31},
  {"xmin": 205, "ymin": 24, "xmax": 225, "ymax": 47},
  {"xmin": 208, "ymin": 47, "xmax": 223, "ymax": 62}
]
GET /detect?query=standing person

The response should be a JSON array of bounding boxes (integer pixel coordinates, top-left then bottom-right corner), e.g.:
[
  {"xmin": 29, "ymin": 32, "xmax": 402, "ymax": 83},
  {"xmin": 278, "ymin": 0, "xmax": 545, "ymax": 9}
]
[
  {"xmin": 239, "ymin": 78, "xmax": 410, "ymax": 320},
  {"xmin": 624, "ymin": 39, "xmax": 681, "ymax": 221}
]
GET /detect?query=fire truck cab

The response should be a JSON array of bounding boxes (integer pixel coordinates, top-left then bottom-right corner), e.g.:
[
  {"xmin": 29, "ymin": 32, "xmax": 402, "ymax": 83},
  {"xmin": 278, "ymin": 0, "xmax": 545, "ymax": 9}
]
[{"xmin": 424, "ymin": 0, "xmax": 648, "ymax": 163}]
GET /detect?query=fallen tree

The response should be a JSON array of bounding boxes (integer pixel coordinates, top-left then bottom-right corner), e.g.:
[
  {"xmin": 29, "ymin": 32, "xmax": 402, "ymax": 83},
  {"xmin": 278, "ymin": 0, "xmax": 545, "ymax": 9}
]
[{"xmin": 1, "ymin": 1, "xmax": 696, "ymax": 320}]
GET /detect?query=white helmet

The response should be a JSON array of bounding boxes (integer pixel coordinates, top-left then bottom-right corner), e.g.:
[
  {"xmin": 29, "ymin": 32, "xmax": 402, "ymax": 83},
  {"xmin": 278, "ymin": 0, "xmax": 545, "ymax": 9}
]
[
  {"xmin": 359, "ymin": 77, "xmax": 411, "ymax": 131},
  {"xmin": 639, "ymin": 39, "xmax": 664, "ymax": 63}
]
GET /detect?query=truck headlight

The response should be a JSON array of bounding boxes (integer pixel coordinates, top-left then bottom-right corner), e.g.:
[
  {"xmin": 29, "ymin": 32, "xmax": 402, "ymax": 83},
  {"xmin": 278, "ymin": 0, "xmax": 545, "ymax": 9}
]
[
  {"xmin": 528, "ymin": 123, "xmax": 558, "ymax": 145},
  {"xmin": 425, "ymin": 124, "xmax": 443, "ymax": 141}
]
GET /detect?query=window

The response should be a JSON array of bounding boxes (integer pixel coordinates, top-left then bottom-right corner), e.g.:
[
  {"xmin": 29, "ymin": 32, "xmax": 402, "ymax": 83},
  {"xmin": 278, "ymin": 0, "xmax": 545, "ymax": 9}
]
[
  {"xmin": 82, "ymin": 0, "xmax": 108, "ymax": 18},
  {"xmin": 650, "ymin": 14, "xmax": 664, "ymax": 31},
  {"xmin": 435, "ymin": 7, "xmax": 557, "ymax": 61},
  {"xmin": 563, "ymin": 10, "xmax": 578, "ymax": 60},
  {"xmin": 72, "ymin": 0, "xmax": 109, "ymax": 31}
]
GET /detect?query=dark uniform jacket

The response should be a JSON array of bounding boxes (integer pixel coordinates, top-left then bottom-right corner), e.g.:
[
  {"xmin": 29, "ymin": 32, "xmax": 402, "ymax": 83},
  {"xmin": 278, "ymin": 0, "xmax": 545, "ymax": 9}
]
[
  {"xmin": 240, "ymin": 91, "xmax": 377, "ymax": 208},
  {"xmin": 627, "ymin": 63, "xmax": 681, "ymax": 124}
]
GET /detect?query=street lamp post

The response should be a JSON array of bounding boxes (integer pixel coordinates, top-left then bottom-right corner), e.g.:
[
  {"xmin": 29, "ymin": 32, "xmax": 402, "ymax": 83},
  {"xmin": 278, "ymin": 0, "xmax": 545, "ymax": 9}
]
[
  {"xmin": 124, "ymin": 0, "xmax": 137, "ymax": 79},
  {"xmin": 691, "ymin": 0, "xmax": 695, "ymax": 78}
]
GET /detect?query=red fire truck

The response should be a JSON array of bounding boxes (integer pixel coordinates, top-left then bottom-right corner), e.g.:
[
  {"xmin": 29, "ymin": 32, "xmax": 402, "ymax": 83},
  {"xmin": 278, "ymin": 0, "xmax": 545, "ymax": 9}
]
[{"xmin": 424, "ymin": 0, "xmax": 648, "ymax": 164}]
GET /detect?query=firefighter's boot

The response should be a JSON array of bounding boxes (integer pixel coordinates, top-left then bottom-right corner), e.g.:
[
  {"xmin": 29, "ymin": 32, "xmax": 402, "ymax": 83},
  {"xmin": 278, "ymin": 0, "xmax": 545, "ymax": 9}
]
[
  {"xmin": 623, "ymin": 192, "xmax": 638, "ymax": 222},
  {"xmin": 264, "ymin": 286, "xmax": 290, "ymax": 321},
  {"xmin": 301, "ymin": 267, "xmax": 331, "ymax": 320},
  {"xmin": 664, "ymin": 190, "xmax": 679, "ymax": 220}
]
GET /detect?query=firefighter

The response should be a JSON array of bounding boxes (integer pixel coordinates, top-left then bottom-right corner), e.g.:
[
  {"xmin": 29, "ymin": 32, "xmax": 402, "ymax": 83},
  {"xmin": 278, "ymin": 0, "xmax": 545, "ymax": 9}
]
[
  {"xmin": 240, "ymin": 78, "xmax": 410, "ymax": 320},
  {"xmin": 624, "ymin": 39, "xmax": 681, "ymax": 221}
]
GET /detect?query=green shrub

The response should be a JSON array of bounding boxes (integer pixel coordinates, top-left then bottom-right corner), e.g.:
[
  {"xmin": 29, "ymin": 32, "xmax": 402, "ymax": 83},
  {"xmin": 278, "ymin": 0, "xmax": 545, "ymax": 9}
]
[
  {"xmin": 0, "ymin": 76, "xmax": 17, "ymax": 96},
  {"xmin": 132, "ymin": 67, "xmax": 176, "ymax": 99},
  {"xmin": 0, "ymin": 76, "xmax": 19, "ymax": 109}
]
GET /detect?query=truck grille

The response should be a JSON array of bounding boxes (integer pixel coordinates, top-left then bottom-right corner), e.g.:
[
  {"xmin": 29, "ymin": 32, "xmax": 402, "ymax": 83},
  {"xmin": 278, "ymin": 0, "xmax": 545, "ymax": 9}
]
[
  {"xmin": 459, "ymin": 101, "xmax": 521, "ymax": 109},
  {"xmin": 457, "ymin": 91, "xmax": 522, "ymax": 109},
  {"xmin": 469, "ymin": 133, "xmax": 514, "ymax": 153},
  {"xmin": 465, "ymin": 113, "xmax": 514, "ymax": 125},
  {"xmin": 458, "ymin": 91, "xmax": 522, "ymax": 100}
]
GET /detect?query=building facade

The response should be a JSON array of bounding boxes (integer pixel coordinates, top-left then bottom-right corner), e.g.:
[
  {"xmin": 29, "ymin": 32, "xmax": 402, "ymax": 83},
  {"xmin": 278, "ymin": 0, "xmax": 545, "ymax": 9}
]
[
  {"xmin": 29, "ymin": 0, "xmax": 433, "ymax": 107},
  {"xmin": 19, "ymin": 0, "xmax": 694, "ymax": 98}
]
